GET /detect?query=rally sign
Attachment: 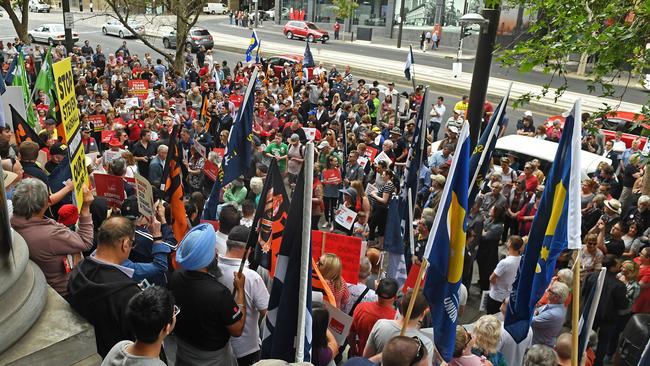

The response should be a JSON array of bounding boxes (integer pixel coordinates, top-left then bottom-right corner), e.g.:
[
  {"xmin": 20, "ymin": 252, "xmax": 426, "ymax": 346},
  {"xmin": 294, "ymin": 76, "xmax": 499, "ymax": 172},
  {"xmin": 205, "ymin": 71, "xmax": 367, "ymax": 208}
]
[
  {"xmin": 311, "ymin": 230, "xmax": 362, "ymax": 284},
  {"xmin": 53, "ymin": 57, "xmax": 87, "ymax": 212},
  {"xmin": 128, "ymin": 79, "xmax": 149, "ymax": 100},
  {"xmin": 322, "ymin": 168, "xmax": 342, "ymax": 184},
  {"xmin": 334, "ymin": 205, "xmax": 357, "ymax": 230},
  {"xmin": 94, "ymin": 173, "xmax": 125, "ymax": 207},
  {"xmin": 88, "ymin": 114, "xmax": 107, "ymax": 132},
  {"xmin": 134, "ymin": 173, "xmax": 154, "ymax": 217}
]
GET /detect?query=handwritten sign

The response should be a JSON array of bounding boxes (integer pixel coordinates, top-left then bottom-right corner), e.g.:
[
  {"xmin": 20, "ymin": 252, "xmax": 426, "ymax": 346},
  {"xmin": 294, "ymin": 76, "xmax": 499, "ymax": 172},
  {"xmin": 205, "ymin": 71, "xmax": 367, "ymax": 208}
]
[
  {"xmin": 311, "ymin": 230, "xmax": 362, "ymax": 284},
  {"xmin": 128, "ymin": 79, "xmax": 149, "ymax": 100},
  {"xmin": 134, "ymin": 173, "xmax": 154, "ymax": 217},
  {"xmin": 322, "ymin": 168, "xmax": 342, "ymax": 184},
  {"xmin": 94, "ymin": 173, "xmax": 125, "ymax": 207},
  {"xmin": 334, "ymin": 205, "xmax": 357, "ymax": 230}
]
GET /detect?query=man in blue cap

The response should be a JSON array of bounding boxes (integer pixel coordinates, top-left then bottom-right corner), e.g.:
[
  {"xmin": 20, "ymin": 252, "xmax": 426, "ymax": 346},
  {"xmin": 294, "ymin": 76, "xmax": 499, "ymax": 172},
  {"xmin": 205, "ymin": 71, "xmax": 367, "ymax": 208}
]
[{"xmin": 169, "ymin": 223, "xmax": 247, "ymax": 365}]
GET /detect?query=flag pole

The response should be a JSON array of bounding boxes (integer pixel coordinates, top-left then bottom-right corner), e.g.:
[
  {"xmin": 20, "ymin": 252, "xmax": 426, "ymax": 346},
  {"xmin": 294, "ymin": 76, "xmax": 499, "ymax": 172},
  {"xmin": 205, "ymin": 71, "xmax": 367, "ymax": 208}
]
[
  {"xmin": 407, "ymin": 188, "xmax": 415, "ymax": 257},
  {"xmin": 571, "ymin": 253, "xmax": 580, "ymax": 366},
  {"xmin": 400, "ymin": 258, "xmax": 428, "ymax": 336},
  {"xmin": 295, "ymin": 141, "xmax": 314, "ymax": 362},
  {"xmin": 409, "ymin": 45, "xmax": 417, "ymax": 93}
]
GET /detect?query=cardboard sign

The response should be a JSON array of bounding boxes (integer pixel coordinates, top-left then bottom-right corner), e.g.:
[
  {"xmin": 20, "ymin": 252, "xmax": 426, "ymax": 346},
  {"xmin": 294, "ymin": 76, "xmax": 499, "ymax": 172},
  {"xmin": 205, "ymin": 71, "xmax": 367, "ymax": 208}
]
[
  {"xmin": 195, "ymin": 142, "xmax": 207, "ymax": 158},
  {"xmin": 364, "ymin": 146, "xmax": 378, "ymax": 162},
  {"xmin": 101, "ymin": 130, "xmax": 115, "ymax": 143},
  {"xmin": 88, "ymin": 114, "xmax": 107, "ymax": 132},
  {"xmin": 322, "ymin": 168, "xmax": 342, "ymax": 184},
  {"xmin": 103, "ymin": 150, "xmax": 121, "ymax": 165},
  {"xmin": 334, "ymin": 205, "xmax": 357, "ymax": 230},
  {"xmin": 128, "ymin": 79, "xmax": 150, "ymax": 100},
  {"xmin": 311, "ymin": 230, "xmax": 362, "ymax": 284},
  {"xmin": 203, "ymin": 159, "xmax": 219, "ymax": 181},
  {"xmin": 133, "ymin": 173, "xmax": 154, "ymax": 217},
  {"xmin": 304, "ymin": 127, "xmax": 317, "ymax": 141},
  {"xmin": 323, "ymin": 301, "xmax": 353, "ymax": 346},
  {"xmin": 124, "ymin": 97, "xmax": 140, "ymax": 109},
  {"xmin": 357, "ymin": 156, "xmax": 369, "ymax": 169},
  {"xmin": 94, "ymin": 173, "xmax": 125, "ymax": 207},
  {"xmin": 374, "ymin": 151, "xmax": 392, "ymax": 165},
  {"xmin": 53, "ymin": 57, "xmax": 87, "ymax": 213}
]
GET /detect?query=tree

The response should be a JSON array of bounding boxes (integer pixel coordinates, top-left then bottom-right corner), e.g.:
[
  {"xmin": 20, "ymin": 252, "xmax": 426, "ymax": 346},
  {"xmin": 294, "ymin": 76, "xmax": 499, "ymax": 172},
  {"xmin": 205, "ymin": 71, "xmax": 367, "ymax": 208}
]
[
  {"xmin": 497, "ymin": 0, "xmax": 649, "ymax": 119},
  {"xmin": 332, "ymin": 0, "xmax": 358, "ymax": 21},
  {"xmin": 104, "ymin": 0, "xmax": 205, "ymax": 72},
  {"xmin": 1, "ymin": 0, "xmax": 30, "ymax": 43}
]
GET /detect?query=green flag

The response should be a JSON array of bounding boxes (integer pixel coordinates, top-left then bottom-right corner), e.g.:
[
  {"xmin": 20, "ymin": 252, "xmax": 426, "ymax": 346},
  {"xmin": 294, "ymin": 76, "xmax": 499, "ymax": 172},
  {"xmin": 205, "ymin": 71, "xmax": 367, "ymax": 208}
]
[
  {"xmin": 34, "ymin": 47, "xmax": 57, "ymax": 118},
  {"xmin": 12, "ymin": 52, "xmax": 38, "ymax": 128}
]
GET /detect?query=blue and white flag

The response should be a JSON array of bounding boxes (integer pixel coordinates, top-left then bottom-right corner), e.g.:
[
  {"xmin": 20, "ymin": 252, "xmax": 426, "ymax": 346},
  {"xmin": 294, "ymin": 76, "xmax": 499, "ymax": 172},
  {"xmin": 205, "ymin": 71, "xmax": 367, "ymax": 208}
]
[
  {"xmin": 4, "ymin": 57, "xmax": 18, "ymax": 86},
  {"xmin": 422, "ymin": 123, "xmax": 470, "ymax": 362},
  {"xmin": 203, "ymin": 68, "xmax": 257, "ymax": 220},
  {"xmin": 261, "ymin": 167, "xmax": 312, "ymax": 362},
  {"xmin": 245, "ymin": 31, "xmax": 260, "ymax": 63},
  {"xmin": 578, "ymin": 268, "xmax": 606, "ymax": 365},
  {"xmin": 505, "ymin": 100, "xmax": 583, "ymax": 342},
  {"xmin": 303, "ymin": 41, "xmax": 315, "ymax": 68},
  {"xmin": 404, "ymin": 45, "xmax": 414, "ymax": 81}
]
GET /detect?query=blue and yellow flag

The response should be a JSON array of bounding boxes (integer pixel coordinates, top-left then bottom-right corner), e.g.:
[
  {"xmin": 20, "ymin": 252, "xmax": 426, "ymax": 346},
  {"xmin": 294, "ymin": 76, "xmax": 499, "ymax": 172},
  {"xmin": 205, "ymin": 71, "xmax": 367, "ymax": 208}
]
[
  {"xmin": 422, "ymin": 123, "xmax": 470, "ymax": 362},
  {"xmin": 246, "ymin": 31, "xmax": 260, "ymax": 63},
  {"xmin": 505, "ymin": 100, "xmax": 582, "ymax": 342}
]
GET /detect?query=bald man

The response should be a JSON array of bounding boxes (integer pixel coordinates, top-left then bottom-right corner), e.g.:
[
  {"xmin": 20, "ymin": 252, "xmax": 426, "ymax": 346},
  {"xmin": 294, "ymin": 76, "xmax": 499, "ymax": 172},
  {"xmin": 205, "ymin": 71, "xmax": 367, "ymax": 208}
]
[{"xmin": 554, "ymin": 333, "xmax": 572, "ymax": 366}]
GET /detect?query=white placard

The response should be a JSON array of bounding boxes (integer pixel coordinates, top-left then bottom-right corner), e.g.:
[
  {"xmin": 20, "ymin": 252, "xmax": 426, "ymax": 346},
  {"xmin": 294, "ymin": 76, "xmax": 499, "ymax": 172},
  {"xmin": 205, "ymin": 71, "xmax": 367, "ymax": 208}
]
[
  {"xmin": 374, "ymin": 151, "xmax": 392, "ymax": 165},
  {"xmin": 124, "ymin": 97, "xmax": 140, "ymax": 109},
  {"xmin": 304, "ymin": 127, "xmax": 317, "ymax": 141},
  {"xmin": 334, "ymin": 205, "xmax": 357, "ymax": 230},
  {"xmin": 103, "ymin": 150, "xmax": 121, "ymax": 165},
  {"xmin": 134, "ymin": 173, "xmax": 154, "ymax": 217},
  {"xmin": 357, "ymin": 156, "xmax": 369, "ymax": 169},
  {"xmin": 195, "ymin": 142, "xmax": 207, "ymax": 158},
  {"xmin": 365, "ymin": 182, "xmax": 377, "ymax": 197},
  {"xmin": 323, "ymin": 301, "xmax": 353, "ymax": 346}
]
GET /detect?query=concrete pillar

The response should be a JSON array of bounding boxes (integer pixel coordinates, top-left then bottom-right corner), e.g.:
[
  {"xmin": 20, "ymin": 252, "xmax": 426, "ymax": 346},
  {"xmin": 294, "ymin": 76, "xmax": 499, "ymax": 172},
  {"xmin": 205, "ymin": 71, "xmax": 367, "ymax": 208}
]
[
  {"xmin": 385, "ymin": 0, "xmax": 395, "ymax": 38},
  {"xmin": 307, "ymin": 0, "xmax": 314, "ymax": 22},
  {"xmin": 275, "ymin": 0, "xmax": 281, "ymax": 24}
]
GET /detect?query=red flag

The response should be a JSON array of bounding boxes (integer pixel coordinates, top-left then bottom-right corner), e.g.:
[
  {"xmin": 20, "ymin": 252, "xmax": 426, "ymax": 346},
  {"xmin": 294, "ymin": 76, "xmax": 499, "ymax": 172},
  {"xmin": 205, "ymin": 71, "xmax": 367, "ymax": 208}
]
[{"xmin": 161, "ymin": 125, "xmax": 189, "ymax": 261}]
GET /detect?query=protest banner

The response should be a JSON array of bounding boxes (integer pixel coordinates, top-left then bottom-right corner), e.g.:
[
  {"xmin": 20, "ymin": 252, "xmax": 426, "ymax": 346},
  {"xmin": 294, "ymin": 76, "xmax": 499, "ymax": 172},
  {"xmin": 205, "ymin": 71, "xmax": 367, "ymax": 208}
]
[
  {"xmin": 134, "ymin": 173, "xmax": 154, "ymax": 217},
  {"xmin": 365, "ymin": 183, "xmax": 377, "ymax": 197},
  {"xmin": 364, "ymin": 146, "xmax": 378, "ymax": 162},
  {"xmin": 334, "ymin": 205, "xmax": 357, "ymax": 230},
  {"xmin": 53, "ymin": 57, "xmax": 87, "ymax": 212},
  {"xmin": 322, "ymin": 168, "xmax": 342, "ymax": 184},
  {"xmin": 304, "ymin": 127, "xmax": 317, "ymax": 141},
  {"xmin": 323, "ymin": 301, "xmax": 353, "ymax": 345},
  {"xmin": 101, "ymin": 130, "xmax": 115, "ymax": 143},
  {"xmin": 311, "ymin": 230, "xmax": 362, "ymax": 284},
  {"xmin": 203, "ymin": 159, "xmax": 219, "ymax": 181},
  {"xmin": 94, "ymin": 173, "xmax": 125, "ymax": 208},
  {"xmin": 128, "ymin": 79, "xmax": 149, "ymax": 100},
  {"xmin": 88, "ymin": 114, "xmax": 107, "ymax": 132}
]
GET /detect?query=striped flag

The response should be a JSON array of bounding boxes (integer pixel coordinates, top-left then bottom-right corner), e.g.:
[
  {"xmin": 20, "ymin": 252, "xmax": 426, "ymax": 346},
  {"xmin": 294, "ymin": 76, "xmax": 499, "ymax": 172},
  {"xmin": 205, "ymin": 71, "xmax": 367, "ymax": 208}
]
[
  {"xmin": 261, "ymin": 167, "xmax": 312, "ymax": 362},
  {"xmin": 404, "ymin": 45, "xmax": 414, "ymax": 81},
  {"xmin": 160, "ymin": 125, "xmax": 189, "ymax": 246},
  {"xmin": 422, "ymin": 123, "xmax": 471, "ymax": 362},
  {"xmin": 505, "ymin": 100, "xmax": 583, "ymax": 342}
]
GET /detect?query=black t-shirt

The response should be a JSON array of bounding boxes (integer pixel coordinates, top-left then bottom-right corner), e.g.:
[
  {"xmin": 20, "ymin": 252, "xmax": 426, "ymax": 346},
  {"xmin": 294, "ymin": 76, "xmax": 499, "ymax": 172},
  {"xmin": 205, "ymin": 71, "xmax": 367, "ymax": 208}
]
[
  {"xmin": 604, "ymin": 237, "xmax": 625, "ymax": 257},
  {"xmin": 133, "ymin": 141, "xmax": 157, "ymax": 178},
  {"xmin": 168, "ymin": 270, "xmax": 242, "ymax": 351}
]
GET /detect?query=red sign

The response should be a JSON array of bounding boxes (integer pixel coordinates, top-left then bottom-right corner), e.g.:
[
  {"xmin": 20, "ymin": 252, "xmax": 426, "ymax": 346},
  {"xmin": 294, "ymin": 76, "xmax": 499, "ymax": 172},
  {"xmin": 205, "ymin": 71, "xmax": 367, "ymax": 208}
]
[
  {"xmin": 364, "ymin": 146, "xmax": 378, "ymax": 162},
  {"xmin": 311, "ymin": 230, "xmax": 361, "ymax": 284},
  {"xmin": 88, "ymin": 114, "xmax": 107, "ymax": 132},
  {"xmin": 402, "ymin": 264, "xmax": 425, "ymax": 294},
  {"xmin": 203, "ymin": 159, "xmax": 220, "ymax": 181},
  {"xmin": 94, "ymin": 173, "xmax": 126, "ymax": 208},
  {"xmin": 213, "ymin": 148, "xmax": 225, "ymax": 159},
  {"xmin": 128, "ymin": 79, "xmax": 149, "ymax": 100},
  {"xmin": 101, "ymin": 130, "xmax": 115, "ymax": 143},
  {"xmin": 322, "ymin": 168, "xmax": 342, "ymax": 184}
]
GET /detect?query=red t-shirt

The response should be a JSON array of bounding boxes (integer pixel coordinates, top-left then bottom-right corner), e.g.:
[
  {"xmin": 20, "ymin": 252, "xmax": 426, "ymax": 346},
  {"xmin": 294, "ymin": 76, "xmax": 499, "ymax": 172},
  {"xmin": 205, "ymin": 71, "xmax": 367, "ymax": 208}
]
[
  {"xmin": 349, "ymin": 302, "xmax": 396, "ymax": 357},
  {"xmin": 633, "ymin": 259, "xmax": 650, "ymax": 314},
  {"xmin": 519, "ymin": 173, "xmax": 539, "ymax": 193},
  {"xmin": 127, "ymin": 119, "xmax": 145, "ymax": 142}
]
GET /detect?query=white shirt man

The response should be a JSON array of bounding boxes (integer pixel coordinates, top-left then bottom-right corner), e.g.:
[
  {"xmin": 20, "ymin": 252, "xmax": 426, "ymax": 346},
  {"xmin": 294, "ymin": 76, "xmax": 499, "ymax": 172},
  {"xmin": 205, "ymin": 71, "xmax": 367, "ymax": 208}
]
[
  {"xmin": 487, "ymin": 236, "xmax": 523, "ymax": 314},
  {"xmin": 217, "ymin": 226, "xmax": 269, "ymax": 363},
  {"xmin": 429, "ymin": 97, "xmax": 446, "ymax": 125}
]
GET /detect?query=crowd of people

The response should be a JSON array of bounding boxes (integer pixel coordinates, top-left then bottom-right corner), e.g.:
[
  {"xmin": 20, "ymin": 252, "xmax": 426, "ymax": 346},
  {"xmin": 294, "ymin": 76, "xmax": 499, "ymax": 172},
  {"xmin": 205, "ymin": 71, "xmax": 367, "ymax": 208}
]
[{"xmin": 0, "ymin": 36, "xmax": 649, "ymax": 366}]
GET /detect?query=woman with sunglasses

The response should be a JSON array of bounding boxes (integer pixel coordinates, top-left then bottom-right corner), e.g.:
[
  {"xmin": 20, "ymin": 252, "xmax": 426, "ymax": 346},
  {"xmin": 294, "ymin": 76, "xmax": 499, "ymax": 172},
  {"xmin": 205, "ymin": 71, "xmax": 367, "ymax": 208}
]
[{"xmin": 450, "ymin": 325, "xmax": 492, "ymax": 366}]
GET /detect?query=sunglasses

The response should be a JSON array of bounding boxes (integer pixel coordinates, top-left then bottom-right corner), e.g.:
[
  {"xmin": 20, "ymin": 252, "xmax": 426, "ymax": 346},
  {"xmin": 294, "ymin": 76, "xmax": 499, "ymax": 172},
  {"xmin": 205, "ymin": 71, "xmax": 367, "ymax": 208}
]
[{"xmin": 409, "ymin": 336, "xmax": 425, "ymax": 366}]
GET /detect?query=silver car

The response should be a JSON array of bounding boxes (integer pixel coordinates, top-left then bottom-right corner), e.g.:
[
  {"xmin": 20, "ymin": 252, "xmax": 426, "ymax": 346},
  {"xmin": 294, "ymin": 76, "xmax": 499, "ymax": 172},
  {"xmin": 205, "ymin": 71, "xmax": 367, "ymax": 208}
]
[
  {"xmin": 102, "ymin": 19, "xmax": 144, "ymax": 38},
  {"xmin": 28, "ymin": 24, "xmax": 79, "ymax": 45},
  {"xmin": 162, "ymin": 28, "xmax": 214, "ymax": 52}
]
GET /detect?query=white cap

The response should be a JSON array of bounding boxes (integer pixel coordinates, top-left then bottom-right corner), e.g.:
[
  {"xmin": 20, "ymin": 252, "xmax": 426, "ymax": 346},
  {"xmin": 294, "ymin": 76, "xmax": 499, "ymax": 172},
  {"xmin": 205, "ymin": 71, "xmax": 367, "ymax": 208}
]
[{"xmin": 524, "ymin": 110, "xmax": 533, "ymax": 117}]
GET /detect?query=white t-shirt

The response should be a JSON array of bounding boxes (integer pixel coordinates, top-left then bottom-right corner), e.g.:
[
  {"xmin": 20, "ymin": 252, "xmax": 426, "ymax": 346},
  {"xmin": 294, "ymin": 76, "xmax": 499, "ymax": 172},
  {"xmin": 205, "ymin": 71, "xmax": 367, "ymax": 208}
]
[
  {"xmin": 489, "ymin": 255, "xmax": 521, "ymax": 301},
  {"xmin": 366, "ymin": 319, "xmax": 434, "ymax": 357},
  {"xmin": 214, "ymin": 231, "xmax": 228, "ymax": 256},
  {"xmin": 430, "ymin": 103, "xmax": 446, "ymax": 124},
  {"xmin": 217, "ymin": 256, "xmax": 270, "ymax": 358}
]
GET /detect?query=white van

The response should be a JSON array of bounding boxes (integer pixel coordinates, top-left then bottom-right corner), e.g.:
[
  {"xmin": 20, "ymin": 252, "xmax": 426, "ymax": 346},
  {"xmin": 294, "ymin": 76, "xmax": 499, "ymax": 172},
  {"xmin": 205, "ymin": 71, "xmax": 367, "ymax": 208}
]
[{"xmin": 203, "ymin": 2, "xmax": 228, "ymax": 14}]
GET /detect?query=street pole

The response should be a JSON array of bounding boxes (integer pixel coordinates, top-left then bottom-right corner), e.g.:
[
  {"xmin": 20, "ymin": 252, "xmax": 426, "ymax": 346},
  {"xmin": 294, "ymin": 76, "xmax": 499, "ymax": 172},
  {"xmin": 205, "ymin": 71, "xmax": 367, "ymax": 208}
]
[
  {"xmin": 254, "ymin": 0, "xmax": 258, "ymax": 27},
  {"xmin": 62, "ymin": 0, "xmax": 74, "ymax": 54},
  {"xmin": 466, "ymin": 3, "xmax": 501, "ymax": 150},
  {"xmin": 396, "ymin": 0, "xmax": 405, "ymax": 48}
]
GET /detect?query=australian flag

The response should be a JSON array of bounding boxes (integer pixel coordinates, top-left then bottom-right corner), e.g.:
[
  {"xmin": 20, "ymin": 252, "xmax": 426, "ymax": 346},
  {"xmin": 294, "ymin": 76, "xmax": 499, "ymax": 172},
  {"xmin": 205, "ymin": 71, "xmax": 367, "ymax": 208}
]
[
  {"xmin": 505, "ymin": 100, "xmax": 583, "ymax": 342},
  {"xmin": 261, "ymin": 167, "xmax": 312, "ymax": 362},
  {"xmin": 203, "ymin": 68, "xmax": 257, "ymax": 220}
]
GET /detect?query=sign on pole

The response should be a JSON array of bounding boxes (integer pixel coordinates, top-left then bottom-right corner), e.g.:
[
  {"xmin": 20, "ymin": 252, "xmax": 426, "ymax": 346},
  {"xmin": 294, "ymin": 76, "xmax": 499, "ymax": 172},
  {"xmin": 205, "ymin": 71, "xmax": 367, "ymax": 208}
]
[{"xmin": 53, "ymin": 57, "xmax": 87, "ymax": 212}]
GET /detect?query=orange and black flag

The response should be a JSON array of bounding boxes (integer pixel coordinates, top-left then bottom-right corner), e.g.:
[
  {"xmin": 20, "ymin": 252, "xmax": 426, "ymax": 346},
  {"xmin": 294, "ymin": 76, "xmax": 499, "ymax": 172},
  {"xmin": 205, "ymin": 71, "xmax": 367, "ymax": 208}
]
[
  {"xmin": 200, "ymin": 94, "xmax": 213, "ymax": 134},
  {"xmin": 11, "ymin": 105, "xmax": 46, "ymax": 148},
  {"xmin": 285, "ymin": 78, "xmax": 293, "ymax": 99},
  {"xmin": 160, "ymin": 125, "xmax": 189, "ymax": 253}
]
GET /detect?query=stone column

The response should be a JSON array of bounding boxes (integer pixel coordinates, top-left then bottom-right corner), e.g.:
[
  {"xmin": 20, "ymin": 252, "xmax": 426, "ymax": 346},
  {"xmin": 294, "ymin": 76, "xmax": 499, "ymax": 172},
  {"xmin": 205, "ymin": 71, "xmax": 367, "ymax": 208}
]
[{"xmin": 385, "ymin": 0, "xmax": 396, "ymax": 38}]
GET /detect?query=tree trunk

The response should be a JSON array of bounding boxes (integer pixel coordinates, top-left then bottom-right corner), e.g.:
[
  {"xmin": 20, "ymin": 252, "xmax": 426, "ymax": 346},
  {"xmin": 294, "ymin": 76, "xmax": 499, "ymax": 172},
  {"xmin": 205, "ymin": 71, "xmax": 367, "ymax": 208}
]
[
  {"xmin": 576, "ymin": 52, "xmax": 589, "ymax": 76},
  {"xmin": 173, "ymin": 11, "xmax": 190, "ymax": 74},
  {"xmin": 2, "ymin": 0, "xmax": 30, "ymax": 43}
]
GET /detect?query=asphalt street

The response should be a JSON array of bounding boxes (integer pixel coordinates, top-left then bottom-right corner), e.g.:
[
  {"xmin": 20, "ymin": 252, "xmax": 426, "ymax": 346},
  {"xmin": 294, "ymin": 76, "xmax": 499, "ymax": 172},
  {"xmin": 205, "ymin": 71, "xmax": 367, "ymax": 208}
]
[{"xmin": 1, "ymin": 10, "xmax": 550, "ymax": 134}]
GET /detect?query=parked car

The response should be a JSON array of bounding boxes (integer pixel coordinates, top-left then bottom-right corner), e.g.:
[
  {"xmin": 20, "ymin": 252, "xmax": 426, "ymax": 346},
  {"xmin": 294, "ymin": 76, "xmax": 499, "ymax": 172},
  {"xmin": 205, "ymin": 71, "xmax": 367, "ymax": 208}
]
[
  {"xmin": 266, "ymin": 7, "xmax": 289, "ymax": 20},
  {"xmin": 29, "ymin": 0, "xmax": 51, "ymax": 13},
  {"xmin": 162, "ymin": 28, "xmax": 214, "ymax": 52},
  {"xmin": 203, "ymin": 3, "xmax": 228, "ymax": 14},
  {"xmin": 28, "ymin": 24, "xmax": 79, "ymax": 45},
  {"xmin": 101, "ymin": 19, "xmax": 144, "ymax": 38},
  {"xmin": 432, "ymin": 134, "xmax": 610, "ymax": 179},
  {"xmin": 283, "ymin": 21, "xmax": 329, "ymax": 43},
  {"xmin": 545, "ymin": 111, "xmax": 648, "ymax": 149},
  {"xmin": 266, "ymin": 55, "xmax": 315, "ymax": 80}
]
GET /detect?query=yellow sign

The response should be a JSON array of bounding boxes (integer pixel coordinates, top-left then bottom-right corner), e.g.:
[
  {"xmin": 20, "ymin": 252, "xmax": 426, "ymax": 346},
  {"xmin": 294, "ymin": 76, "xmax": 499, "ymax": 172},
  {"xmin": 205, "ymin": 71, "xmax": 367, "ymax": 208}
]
[{"xmin": 53, "ymin": 57, "xmax": 86, "ymax": 212}]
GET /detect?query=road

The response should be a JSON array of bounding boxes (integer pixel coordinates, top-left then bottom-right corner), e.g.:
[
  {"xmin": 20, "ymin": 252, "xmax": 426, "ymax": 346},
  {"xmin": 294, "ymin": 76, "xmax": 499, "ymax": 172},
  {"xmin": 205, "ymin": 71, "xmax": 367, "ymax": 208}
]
[{"xmin": 0, "ymin": 10, "xmax": 550, "ymax": 134}]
